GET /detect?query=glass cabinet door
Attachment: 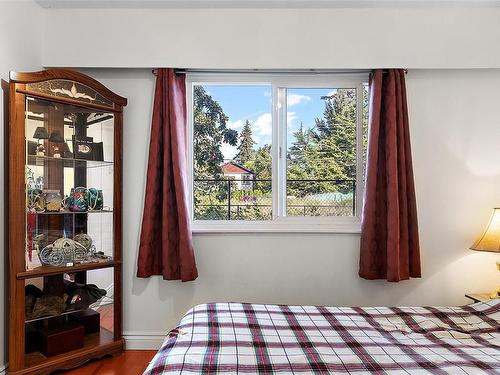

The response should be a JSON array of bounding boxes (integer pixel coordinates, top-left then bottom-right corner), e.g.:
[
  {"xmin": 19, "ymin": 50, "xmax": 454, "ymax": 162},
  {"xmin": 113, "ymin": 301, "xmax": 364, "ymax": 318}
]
[{"xmin": 25, "ymin": 96, "xmax": 115, "ymax": 270}]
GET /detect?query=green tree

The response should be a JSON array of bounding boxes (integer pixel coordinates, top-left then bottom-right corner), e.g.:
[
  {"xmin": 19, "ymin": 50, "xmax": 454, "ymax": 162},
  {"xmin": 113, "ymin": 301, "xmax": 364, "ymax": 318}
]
[
  {"xmin": 313, "ymin": 89, "xmax": 357, "ymax": 193},
  {"xmin": 285, "ymin": 89, "xmax": 358, "ymax": 197},
  {"xmin": 288, "ymin": 123, "xmax": 309, "ymax": 167},
  {"xmin": 245, "ymin": 144, "xmax": 271, "ymax": 180},
  {"xmin": 235, "ymin": 120, "xmax": 255, "ymax": 165},
  {"xmin": 193, "ymin": 86, "xmax": 238, "ymax": 220},
  {"xmin": 244, "ymin": 144, "xmax": 272, "ymax": 198},
  {"xmin": 193, "ymin": 86, "xmax": 238, "ymax": 179},
  {"xmin": 287, "ymin": 123, "xmax": 316, "ymax": 197}
]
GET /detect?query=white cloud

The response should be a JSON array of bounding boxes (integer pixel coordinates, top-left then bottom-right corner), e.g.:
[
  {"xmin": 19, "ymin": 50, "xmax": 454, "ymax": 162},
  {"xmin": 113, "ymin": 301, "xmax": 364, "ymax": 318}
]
[
  {"xmin": 263, "ymin": 91, "xmax": 272, "ymax": 97},
  {"xmin": 221, "ymin": 142, "xmax": 238, "ymax": 161},
  {"xmin": 325, "ymin": 89, "xmax": 337, "ymax": 97},
  {"xmin": 221, "ymin": 113, "xmax": 272, "ymax": 152},
  {"xmin": 226, "ymin": 119, "xmax": 244, "ymax": 130},
  {"xmin": 253, "ymin": 113, "xmax": 272, "ymax": 136},
  {"xmin": 287, "ymin": 94, "xmax": 312, "ymax": 107},
  {"xmin": 227, "ymin": 112, "xmax": 299, "ymax": 138},
  {"xmin": 287, "ymin": 111, "xmax": 298, "ymax": 128}
]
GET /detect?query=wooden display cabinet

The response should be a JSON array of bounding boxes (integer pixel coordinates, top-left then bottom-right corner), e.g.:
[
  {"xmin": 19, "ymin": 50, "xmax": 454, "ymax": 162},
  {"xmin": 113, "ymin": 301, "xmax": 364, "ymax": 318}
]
[{"xmin": 4, "ymin": 70, "xmax": 127, "ymax": 374}]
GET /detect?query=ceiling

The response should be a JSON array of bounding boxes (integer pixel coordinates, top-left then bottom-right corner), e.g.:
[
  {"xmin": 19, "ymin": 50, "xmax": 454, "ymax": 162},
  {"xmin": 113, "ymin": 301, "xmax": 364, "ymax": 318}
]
[{"xmin": 34, "ymin": 0, "xmax": 500, "ymax": 9}]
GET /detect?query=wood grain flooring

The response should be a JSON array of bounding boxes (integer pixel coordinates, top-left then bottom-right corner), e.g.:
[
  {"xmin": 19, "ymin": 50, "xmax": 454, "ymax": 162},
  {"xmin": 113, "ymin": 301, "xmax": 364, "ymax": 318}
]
[{"xmin": 56, "ymin": 350, "xmax": 157, "ymax": 375}]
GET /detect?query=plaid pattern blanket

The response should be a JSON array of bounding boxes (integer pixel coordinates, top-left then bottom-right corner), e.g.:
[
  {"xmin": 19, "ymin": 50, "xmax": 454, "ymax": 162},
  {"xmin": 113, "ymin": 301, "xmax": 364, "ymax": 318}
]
[{"xmin": 144, "ymin": 300, "xmax": 500, "ymax": 374}]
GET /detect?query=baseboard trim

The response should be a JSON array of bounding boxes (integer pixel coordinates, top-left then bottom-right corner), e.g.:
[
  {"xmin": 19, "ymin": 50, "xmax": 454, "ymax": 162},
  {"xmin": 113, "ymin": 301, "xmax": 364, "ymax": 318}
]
[{"xmin": 123, "ymin": 331, "xmax": 166, "ymax": 350}]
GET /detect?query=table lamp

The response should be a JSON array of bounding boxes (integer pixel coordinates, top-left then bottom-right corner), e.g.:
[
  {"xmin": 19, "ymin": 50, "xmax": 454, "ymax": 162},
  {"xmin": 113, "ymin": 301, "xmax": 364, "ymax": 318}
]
[
  {"xmin": 470, "ymin": 207, "xmax": 500, "ymax": 299},
  {"xmin": 48, "ymin": 130, "xmax": 65, "ymax": 158},
  {"xmin": 33, "ymin": 127, "xmax": 49, "ymax": 156}
]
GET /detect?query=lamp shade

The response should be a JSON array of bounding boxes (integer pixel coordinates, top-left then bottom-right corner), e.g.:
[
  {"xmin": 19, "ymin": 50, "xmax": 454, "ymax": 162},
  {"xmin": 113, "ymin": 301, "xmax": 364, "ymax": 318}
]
[
  {"xmin": 33, "ymin": 127, "xmax": 49, "ymax": 140},
  {"xmin": 470, "ymin": 208, "xmax": 500, "ymax": 253},
  {"xmin": 48, "ymin": 131, "xmax": 64, "ymax": 143}
]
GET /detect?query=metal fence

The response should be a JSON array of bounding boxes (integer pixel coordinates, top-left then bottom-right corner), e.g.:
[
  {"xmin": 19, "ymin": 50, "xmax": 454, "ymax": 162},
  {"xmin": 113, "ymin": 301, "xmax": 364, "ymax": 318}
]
[{"xmin": 193, "ymin": 178, "xmax": 356, "ymax": 220}]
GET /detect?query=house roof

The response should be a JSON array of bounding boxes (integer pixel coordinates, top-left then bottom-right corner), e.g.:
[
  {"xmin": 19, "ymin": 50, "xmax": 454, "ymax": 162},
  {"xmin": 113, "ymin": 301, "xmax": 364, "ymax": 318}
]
[{"xmin": 222, "ymin": 162, "xmax": 254, "ymax": 175}]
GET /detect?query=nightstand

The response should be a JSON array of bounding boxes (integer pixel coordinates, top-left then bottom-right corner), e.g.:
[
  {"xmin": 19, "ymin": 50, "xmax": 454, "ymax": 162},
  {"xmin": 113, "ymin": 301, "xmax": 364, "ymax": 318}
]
[{"xmin": 465, "ymin": 293, "xmax": 496, "ymax": 303}]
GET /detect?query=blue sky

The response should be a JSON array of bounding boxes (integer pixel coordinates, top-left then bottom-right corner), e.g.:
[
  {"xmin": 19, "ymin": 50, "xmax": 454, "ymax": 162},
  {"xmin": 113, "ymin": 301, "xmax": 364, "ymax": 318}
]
[{"xmin": 202, "ymin": 85, "xmax": 338, "ymax": 161}]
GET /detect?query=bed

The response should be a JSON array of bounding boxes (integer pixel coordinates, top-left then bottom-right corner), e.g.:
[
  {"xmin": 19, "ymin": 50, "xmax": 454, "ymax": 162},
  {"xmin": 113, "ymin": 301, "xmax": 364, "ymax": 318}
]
[{"xmin": 143, "ymin": 300, "xmax": 500, "ymax": 374}]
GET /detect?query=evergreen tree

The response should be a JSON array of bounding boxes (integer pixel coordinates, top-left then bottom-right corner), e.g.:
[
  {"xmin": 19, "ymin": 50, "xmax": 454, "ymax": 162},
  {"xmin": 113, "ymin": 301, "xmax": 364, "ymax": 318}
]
[
  {"xmin": 244, "ymin": 144, "xmax": 272, "ymax": 199},
  {"xmin": 312, "ymin": 89, "xmax": 357, "ymax": 193},
  {"xmin": 287, "ymin": 123, "xmax": 314, "ymax": 196},
  {"xmin": 235, "ymin": 120, "xmax": 255, "ymax": 165},
  {"xmin": 288, "ymin": 123, "xmax": 309, "ymax": 167},
  {"xmin": 248, "ymin": 144, "xmax": 272, "ymax": 180}
]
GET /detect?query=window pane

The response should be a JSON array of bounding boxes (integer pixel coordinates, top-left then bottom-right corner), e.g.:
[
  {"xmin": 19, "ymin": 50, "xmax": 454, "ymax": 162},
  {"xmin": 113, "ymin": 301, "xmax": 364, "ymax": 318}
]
[
  {"xmin": 192, "ymin": 85, "xmax": 272, "ymax": 220},
  {"xmin": 286, "ymin": 87, "xmax": 360, "ymax": 217}
]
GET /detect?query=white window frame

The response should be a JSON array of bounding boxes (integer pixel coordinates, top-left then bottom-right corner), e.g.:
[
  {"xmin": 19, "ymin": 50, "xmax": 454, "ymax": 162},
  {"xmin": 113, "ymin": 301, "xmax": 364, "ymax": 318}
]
[{"xmin": 186, "ymin": 73, "xmax": 368, "ymax": 233}]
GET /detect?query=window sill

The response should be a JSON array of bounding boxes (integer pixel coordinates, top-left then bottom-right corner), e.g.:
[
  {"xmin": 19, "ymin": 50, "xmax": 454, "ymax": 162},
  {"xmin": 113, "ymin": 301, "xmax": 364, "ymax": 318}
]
[{"xmin": 192, "ymin": 219, "xmax": 361, "ymax": 234}]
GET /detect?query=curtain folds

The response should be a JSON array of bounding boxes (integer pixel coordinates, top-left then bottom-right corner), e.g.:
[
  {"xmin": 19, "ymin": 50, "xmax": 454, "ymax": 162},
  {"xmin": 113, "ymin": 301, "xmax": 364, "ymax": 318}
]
[
  {"xmin": 137, "ymin": 68, "xmax": 198, "ymax": 282},
  {"xmin": 359, "ymin": 69, "xmax": 421, "ymax": 282}
]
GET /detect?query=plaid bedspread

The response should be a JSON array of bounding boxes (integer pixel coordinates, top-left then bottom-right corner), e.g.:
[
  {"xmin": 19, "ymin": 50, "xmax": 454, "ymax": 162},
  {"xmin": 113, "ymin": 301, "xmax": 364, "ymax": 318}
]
[{"xmin": 144, "ymin": 300, "xmax": 500, "ymax": 374}]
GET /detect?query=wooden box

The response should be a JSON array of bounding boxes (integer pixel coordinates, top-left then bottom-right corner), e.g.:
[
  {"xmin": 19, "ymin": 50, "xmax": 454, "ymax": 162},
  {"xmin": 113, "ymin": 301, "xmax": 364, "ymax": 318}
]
[{"xmin": 39, "ymin": 323, "xmax": 85, "ymax": 357}]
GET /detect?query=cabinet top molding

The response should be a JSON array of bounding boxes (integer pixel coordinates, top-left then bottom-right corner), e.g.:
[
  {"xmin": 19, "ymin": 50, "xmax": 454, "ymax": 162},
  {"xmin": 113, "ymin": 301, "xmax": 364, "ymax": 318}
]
[{"xmin": 10, "ymin": 69, "xmax": 128, "ymax": 107}]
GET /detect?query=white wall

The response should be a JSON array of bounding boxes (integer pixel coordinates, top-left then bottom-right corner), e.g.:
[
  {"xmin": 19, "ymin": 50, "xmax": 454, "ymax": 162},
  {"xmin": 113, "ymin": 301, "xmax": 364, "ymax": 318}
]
[
  {"xmin": 0, "ymin": 0, "xmax": 43, "ymax": 369},
  {"xmin": 80, "ymin": 68, "xmax": 500, "ymax": 348},
  {"xmin": 43, "ymin": 7, "xmax": 500, "ymax": 69}
]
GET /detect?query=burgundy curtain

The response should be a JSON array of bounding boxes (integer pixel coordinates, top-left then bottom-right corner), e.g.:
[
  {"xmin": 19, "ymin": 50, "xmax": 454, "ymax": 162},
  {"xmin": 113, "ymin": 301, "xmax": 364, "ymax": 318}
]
[
  {"xmin": 359, "ymin": 69, "xmax": 421, "ymax": 282},
  {"xmin": 137, "ymin": 68, "xmax": 198, "ymax": 282}
]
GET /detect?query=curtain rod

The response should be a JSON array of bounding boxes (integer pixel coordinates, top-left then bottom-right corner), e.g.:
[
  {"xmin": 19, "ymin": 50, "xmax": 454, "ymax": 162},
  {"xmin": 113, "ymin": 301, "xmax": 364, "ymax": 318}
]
[{"xmin": 152, "ymin": 68, "xmax": 408, "ymax": 76}]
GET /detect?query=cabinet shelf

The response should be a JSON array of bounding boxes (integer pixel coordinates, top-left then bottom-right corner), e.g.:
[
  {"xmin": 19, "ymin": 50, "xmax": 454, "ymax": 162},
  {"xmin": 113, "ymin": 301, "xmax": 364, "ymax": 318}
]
[
  {"xmin": 24, "ymin": 309, "xmax": 86, "ymax": 324},
  {"xmin": 25, "ymin": 303, "xmax": 112, "ymax": 324},
  {"xmin": 17, "ymin": 260, "xmax": 120, "ymax": 279},
  {"xmin": 26, "ymin": 307, "xmax": 88, "ymax": 324},
  {"xmin": 32, "ymin": 209, "xmax": 113, "ymax": 215},
  {"xmin": 27, "ymin": 155, "xmax": 113, "ymax": 169}
]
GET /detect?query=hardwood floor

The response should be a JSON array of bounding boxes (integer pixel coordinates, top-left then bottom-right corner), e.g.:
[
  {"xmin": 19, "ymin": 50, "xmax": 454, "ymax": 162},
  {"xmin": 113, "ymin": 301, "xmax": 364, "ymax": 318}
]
[{"xmin": 57, "ymin": 350, "xmax": 157, "ymax": 375}]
